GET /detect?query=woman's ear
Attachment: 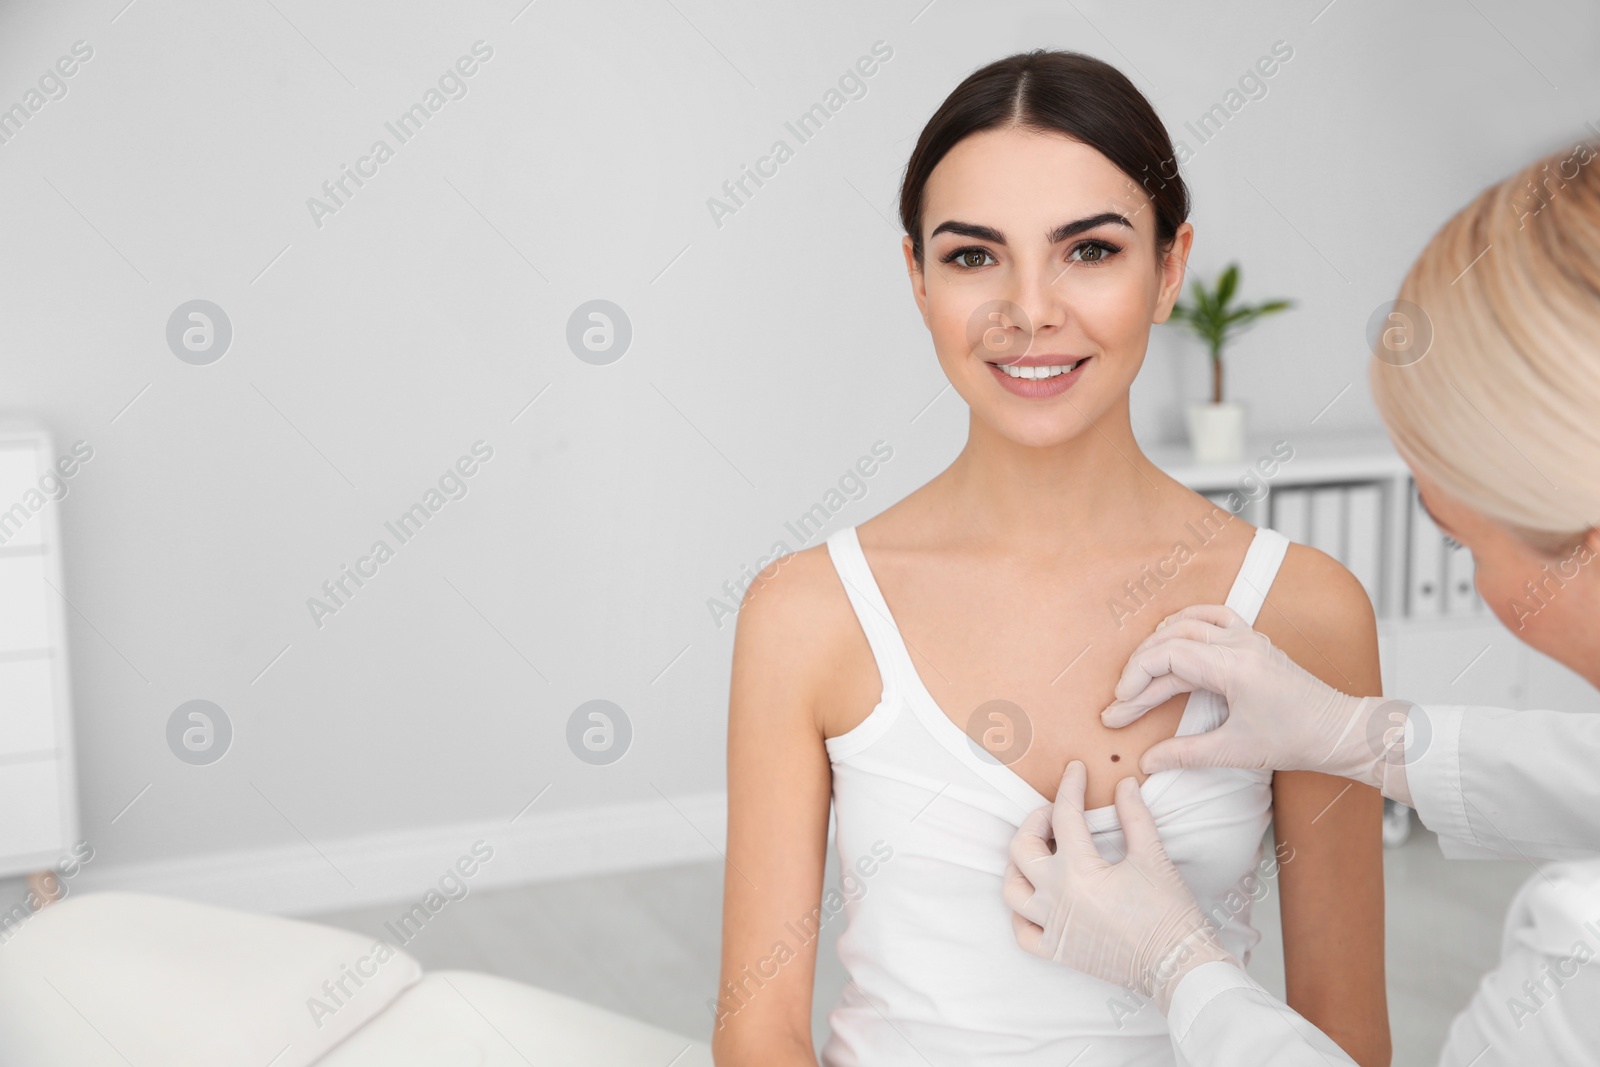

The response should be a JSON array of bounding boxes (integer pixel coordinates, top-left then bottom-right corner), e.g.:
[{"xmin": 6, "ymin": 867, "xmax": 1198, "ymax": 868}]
[
  {"xmin": 1574, "ymin": 527, "xmax": 1600, "ymax": 591},
  {"xmin": 1152, "ymin": 221, "xmax": 1194, "ymax": 324},
  {"xmin": 903, "ymin": 234, "xmax": 931, "ymax": 328}
]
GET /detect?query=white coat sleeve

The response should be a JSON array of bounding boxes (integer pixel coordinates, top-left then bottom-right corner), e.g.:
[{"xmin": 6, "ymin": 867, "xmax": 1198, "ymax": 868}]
[
  {"xmin": 1166, "ymin": 961, "xmax": 1357, "ymax": 1065},
  {"xmin": 1405, "ymin": 704, "xmax": 1600, "ymax": 861}
]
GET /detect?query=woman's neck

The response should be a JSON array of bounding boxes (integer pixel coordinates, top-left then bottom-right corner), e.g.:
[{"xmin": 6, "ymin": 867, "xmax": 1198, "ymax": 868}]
[{"xmin": 933, "ymin": 403, "xmax": 1167, "ymax": 556}]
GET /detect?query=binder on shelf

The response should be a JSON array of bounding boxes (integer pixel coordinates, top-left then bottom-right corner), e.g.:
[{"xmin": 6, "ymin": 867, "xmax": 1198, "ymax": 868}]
[
  {"xmin": 1271, "ymin": 486, "xmax": 1310, "ymax": 546},
  {"xmin": 1308, "ymin": 486, "xmax": 1346, "ymax": 562},
  {"xmin": 1406, "ymin": 480, "xmax": 1445, "ymax": 618},
  {"xmin": 1444, "ymin": 542, "xmax": 1482, "ymax": 616},
  {"xmin": 1345, "ymin": 483, "xmax": 1383, "ymax": 609}
]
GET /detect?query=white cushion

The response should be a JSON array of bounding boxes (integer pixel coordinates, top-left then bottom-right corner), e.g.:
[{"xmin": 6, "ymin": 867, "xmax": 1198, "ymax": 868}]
[
  {"xmin": 315, "ymin": 970, "xmax": 713, "ymax": 1066},
  {"xmin": 0, "ymin": 890, "xmax": 422, "ymax": 1067}
]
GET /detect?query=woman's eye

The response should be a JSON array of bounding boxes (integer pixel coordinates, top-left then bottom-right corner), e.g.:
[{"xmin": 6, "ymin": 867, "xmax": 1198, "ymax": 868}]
[
  {"xmin": 1071, "ymin": 241, "xmax": 1119, "ymax": 264},
  {"xmin": 942, "ymin": 247, "xmax": 994, "ymax": 270}
]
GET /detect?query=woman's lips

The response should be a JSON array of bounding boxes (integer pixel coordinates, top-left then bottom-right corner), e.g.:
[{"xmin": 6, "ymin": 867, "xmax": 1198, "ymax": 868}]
[{"xmin": 985, "ymin": 356, "xmax": 1091, "ymax": 397}]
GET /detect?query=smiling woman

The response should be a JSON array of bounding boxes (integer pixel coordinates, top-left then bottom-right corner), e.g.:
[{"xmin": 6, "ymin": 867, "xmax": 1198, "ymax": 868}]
[{"xmin": 717, "ymin": 48, "xmax": 1390, "ymax": 1067}]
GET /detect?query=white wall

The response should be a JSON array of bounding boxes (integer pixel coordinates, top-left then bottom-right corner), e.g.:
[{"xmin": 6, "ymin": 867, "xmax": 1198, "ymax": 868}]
[{"xmin": 1, "ymin": 0, "xmax": 1596, "ymax": 911}]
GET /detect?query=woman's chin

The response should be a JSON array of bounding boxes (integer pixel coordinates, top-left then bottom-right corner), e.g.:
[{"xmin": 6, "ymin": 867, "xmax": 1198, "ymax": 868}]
[{"xmin": 980, "ymin": 414, "xmax": 1100, "ymax": 451}]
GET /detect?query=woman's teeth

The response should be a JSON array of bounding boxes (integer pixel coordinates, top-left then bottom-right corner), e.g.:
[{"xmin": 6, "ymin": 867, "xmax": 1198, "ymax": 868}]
[{"xmin": 994, "ymin": 359, "xmax": 1083, "ymax": 379}]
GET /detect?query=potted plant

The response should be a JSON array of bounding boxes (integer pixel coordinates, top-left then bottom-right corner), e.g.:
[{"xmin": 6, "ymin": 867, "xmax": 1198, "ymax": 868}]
[{"xmin": 1167, "ymin": 263, "xmax": 1292, "ymax": 463}]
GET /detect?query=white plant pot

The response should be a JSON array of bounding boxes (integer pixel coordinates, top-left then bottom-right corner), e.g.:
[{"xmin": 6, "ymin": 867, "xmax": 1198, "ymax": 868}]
[{"xmin": 1185, "ymin": 401, "xmax": 1246, "ymax": 464}]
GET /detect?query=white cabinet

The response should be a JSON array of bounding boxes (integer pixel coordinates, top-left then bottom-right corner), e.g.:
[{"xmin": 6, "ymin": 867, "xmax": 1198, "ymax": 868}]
[
  {"xmin": 1523, "ymin": 643, "xmax": 1600, "ymax": 714},
  {"xmin": 0, "ymin": 425, "xmax": 80, "ymax": 878}
]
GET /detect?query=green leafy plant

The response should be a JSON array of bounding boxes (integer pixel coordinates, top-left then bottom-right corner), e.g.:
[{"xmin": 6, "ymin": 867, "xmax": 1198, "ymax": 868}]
[{"xmin": 1168, "ymin": 263, "xmax": 1292, "ymax": 404}]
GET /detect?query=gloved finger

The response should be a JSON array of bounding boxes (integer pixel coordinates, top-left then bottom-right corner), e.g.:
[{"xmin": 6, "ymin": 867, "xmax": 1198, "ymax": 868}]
[
  {"xmin": 1111, "ymin": 639, "xmax": 1233, "ymax": 706},
  {"xmin": 1130, "ymin": 618, "xmax": 1231, "ymax": 660},
  {"xmin": 1000, "ymin": 859, "xmax": 1030, "ymax": 906},
  {"xmin": 1110, "ymin": 634, "xmax": 1201, "ymax": 702},
  {"xmin": 1010, "ymin": 908, "xmax": 1047, "ymax": 957},
  {"xmin": 1113, "ymin": 633, "xmax": 1222, "ymax": 710},
  {"xmin": 1001, "ymin": 860, "xmax": 1046, "ymax": 923},
  {"xmin": 1009, "ymin": 803, "xmax": 1055, "ymax": 870},
  {"xmin": 1049, "ymin": 761, "xmax": 1104, "ymax": 863},
  {"xmin": 1113, "ymin": 624, "xmax": 1223, "ymax": 691},
  {"xmin": 1111, "ymin": 775, "xmax": 1170, "ymax": 863},
  {"xmin": 1154, "ymin": 603, "xmax": 1247, "ymax": 633},
  {"xmin": 1139, "ymin": 726, "xmax": 1248, "ymax": 774},
  {"xmin": 1100, "ymin": 672, "xmax": 1197, "ymax": 728}
]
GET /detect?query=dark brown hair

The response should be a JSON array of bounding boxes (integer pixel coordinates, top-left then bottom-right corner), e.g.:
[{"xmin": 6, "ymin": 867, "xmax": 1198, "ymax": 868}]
[{"xmin": 898, "ymin": 50, "xmax": 1189, "ymax": 266}]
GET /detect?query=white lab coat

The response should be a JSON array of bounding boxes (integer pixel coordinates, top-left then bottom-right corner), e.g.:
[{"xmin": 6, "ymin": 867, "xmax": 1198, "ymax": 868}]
[{"xmin": 1167, "ymin": 703, "xmax": 1600, "ymax": 1066}]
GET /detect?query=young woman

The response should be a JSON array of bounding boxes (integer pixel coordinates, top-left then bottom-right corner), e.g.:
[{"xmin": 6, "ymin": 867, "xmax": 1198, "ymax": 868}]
[{"xmin": 714, "ymin": 50, "xmax": 1390, "ymax": 1067}]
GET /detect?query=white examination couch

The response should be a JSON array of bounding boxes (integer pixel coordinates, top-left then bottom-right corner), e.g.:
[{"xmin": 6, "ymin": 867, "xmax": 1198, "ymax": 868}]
[{"xmin": 0, "ymin": 891, "xmax": 713, "ymax": 1066}]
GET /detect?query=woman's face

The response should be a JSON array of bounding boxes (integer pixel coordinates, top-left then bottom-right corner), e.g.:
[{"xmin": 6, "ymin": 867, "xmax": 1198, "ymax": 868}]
[
  {"xmin": 903, "ymin": 126, "xmax": 1192, "ymax": 448},
  {"xmin": 1412, "ymin": 466, "xmax": 1600, "ymax": 681}
]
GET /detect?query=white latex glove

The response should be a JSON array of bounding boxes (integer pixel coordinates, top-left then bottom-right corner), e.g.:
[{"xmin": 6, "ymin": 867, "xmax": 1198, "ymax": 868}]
[
  {"xmin": 1004, "ymin": 760, "xmax": 1238, "ymax": 1014},
  {"xmin": 1100, "ymin": 604, "xmax": 1411, "ymax": 794}
]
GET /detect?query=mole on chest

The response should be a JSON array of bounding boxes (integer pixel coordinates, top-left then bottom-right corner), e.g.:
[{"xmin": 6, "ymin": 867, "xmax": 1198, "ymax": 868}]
[{"xmin": 952, "ymin": 687, "xmax": 1189, "ymax": 803}]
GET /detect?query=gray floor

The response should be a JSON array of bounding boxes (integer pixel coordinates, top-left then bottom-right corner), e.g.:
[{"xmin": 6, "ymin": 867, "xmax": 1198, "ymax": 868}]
[{"xmin": 305, "ymin": 821, "xmax": 1537, "ymax": 1066}]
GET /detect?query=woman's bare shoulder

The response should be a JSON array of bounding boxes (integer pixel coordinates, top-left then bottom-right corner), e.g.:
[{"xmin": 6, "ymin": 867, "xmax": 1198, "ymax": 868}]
[
  {"xmin": 732, "ymin": 538, "xmax": 872, "ymax": 693},
  {"xmin": 1257, "ymin": 541, "xmax": 1381, "ymax": 692},
  {"xmin": 735, "ymin": 541, "xmax": 846, "ymax": 633},
  {"xmin": 731, "ymin": 523, "xmax": 901, "ymax": 739},
  {"xmin": 1266, "ymin": 541, "xmax": 1377, "ymax": 623}
]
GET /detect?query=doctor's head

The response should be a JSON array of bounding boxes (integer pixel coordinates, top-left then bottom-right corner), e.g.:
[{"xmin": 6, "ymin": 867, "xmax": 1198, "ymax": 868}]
[
  {"xmin": 897, "ymin": 50, "xmax": 1193, "ymax": 450},
  {"xmin": 1369, "ymin": 140, "xmax": 1600, "ymax": 681}
]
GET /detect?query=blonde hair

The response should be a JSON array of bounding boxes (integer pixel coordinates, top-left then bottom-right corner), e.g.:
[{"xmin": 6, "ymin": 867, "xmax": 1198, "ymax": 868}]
[{"xmin": 1369, "ymin": 139, "xmax": 1600, "ymax": 555}]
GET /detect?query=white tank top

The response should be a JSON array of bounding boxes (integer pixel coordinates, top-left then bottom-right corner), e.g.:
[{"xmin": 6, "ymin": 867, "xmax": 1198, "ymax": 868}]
[{"xmin": 819, "ymin": 523, "xmax": 1291, "ymax": 1067}]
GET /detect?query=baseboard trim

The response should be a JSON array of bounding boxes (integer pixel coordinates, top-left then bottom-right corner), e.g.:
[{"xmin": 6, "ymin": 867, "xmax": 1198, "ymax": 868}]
[{"xmin": 70, "ymin": 790, "xmax": 730, "ymax": 917}]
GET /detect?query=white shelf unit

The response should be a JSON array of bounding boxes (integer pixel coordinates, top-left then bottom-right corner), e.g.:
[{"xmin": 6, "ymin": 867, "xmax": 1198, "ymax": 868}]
[
  {"xmin": 0, "ymin": 424, "xmax": 81, "ymax": 878},
  {"xmin": 1146, "ymin": 430, "xmax": 1599, "ymax": 717}
]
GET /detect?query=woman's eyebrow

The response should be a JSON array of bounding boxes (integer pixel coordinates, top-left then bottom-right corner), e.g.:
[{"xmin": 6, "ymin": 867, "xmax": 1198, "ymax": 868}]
[{"xmin": 929, "ymin": 212, "xmax": 1133, "ymax": 245}]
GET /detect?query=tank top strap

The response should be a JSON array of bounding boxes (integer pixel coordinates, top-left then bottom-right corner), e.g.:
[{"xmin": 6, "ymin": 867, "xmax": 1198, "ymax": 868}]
[
  {"xmin": 1222, "ymin": 526, "xmax": 1292, "ymax": 626},
  {"xmin": 823, "ymin": 526, "xmax": 912, "ymax": 694}
]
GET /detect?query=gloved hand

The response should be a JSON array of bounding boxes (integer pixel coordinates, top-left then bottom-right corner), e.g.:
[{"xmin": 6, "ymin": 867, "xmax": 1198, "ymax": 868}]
[
  {"xmin": 1004, "ymin": 760, "xmax": 1239, "ymax": 1014},
  {"xmin": 1099, "ymin": 603, "xmax": 1409, "ymax": 793}
]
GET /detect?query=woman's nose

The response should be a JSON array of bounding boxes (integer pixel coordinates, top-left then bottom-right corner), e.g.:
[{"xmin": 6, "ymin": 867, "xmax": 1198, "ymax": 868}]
[{"xmin": 1002, "ymin": 266, "xmax": 1069, "ymax": 340}]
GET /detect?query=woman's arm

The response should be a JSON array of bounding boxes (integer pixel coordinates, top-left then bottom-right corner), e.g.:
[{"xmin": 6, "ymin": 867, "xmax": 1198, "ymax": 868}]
[
  {"xmin": 1257, "ymin": 545, "xmax": 1392, "ymax": 1067},
  {"xmin": 713, "ymin": 550, "xmax": 837, "ymax": 1066}
]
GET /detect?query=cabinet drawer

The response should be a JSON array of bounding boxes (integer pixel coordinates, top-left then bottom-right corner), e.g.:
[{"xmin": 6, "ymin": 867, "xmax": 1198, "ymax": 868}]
[
  {"xmin": 0, "ymin": 656, "xmax": 56, "ymax": 757},
  {"xmin": 0, "ymin": 554, "xmax": 51, "ymax": 651},
  {"xmin": 0, "ymin": 441, "xmax": 45, "ymax": 549},
  {"xmin": 1380, "ymin": 620, "xmax": 1523, "ymax": 708},
  {"xmin": 0, "ymin": 758, "xmax": 63, "ymax": 864}
]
